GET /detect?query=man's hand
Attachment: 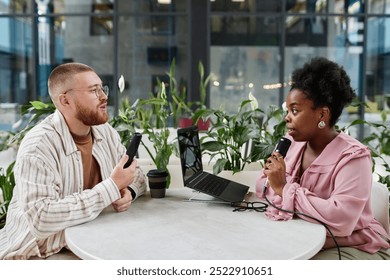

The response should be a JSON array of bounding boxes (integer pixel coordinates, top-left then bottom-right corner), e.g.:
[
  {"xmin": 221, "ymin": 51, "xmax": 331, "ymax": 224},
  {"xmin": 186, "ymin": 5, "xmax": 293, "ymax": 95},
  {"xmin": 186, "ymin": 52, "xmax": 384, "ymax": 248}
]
[
  {"xmin": 110, "ymin": 155, "xmax": 137, "ymax": 191},
  {"xmin": 112, "ymin": 187, "xmax": 133, "ymax": 212}
]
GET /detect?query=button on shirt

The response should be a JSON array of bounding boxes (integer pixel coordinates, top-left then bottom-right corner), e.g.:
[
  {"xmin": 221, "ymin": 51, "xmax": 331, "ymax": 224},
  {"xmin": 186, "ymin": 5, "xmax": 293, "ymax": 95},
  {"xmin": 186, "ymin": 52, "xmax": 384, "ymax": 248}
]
[{"xmin": 0, "ymin": 110, "xmax": 146, "ymax": 259}]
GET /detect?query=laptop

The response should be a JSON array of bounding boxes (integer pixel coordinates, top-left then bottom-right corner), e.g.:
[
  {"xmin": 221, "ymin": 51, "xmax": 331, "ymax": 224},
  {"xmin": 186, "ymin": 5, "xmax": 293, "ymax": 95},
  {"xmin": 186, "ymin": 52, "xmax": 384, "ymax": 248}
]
[{"xmin": 177, "ymin": 126, "xmax": 249, "ymax": 202}]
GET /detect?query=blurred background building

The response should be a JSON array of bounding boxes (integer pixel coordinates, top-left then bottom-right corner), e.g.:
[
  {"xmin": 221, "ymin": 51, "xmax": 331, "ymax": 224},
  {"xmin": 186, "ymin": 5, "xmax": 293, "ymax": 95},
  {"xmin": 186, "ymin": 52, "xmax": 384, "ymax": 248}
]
[{"xmin": 0, "ymin": 0, "xmax": 389, "ymax": 139}]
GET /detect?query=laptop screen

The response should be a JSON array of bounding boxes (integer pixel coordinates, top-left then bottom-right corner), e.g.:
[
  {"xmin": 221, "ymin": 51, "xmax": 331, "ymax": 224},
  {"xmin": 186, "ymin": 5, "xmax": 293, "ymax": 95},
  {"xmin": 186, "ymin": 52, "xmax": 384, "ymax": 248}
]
[{"xmin": 177, "ymin": 126, "xmax": 203, "ymax": 184}]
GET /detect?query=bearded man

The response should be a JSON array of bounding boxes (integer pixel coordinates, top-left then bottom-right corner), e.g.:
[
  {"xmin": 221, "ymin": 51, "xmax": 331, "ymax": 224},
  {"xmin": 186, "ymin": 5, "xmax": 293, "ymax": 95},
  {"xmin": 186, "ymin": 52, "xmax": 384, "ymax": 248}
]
[{"xmin": 0, "ymin": 63, "xmax": 146, "ymax": 259}]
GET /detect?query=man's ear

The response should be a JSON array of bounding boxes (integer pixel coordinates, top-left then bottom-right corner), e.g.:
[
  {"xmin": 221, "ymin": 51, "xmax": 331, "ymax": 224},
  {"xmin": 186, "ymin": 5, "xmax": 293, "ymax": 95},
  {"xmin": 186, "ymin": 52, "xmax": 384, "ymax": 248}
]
[{"xmin": 58, "ymin": 94, "xmax": 70, "ymax": 107}]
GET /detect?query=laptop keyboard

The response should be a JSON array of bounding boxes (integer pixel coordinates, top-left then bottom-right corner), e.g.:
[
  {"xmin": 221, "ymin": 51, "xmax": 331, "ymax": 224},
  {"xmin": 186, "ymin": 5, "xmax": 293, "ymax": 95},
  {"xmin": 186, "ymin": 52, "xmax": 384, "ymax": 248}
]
[{"xmin": 196, "ymin": 174, "xmax": 230, "ymax": 196}]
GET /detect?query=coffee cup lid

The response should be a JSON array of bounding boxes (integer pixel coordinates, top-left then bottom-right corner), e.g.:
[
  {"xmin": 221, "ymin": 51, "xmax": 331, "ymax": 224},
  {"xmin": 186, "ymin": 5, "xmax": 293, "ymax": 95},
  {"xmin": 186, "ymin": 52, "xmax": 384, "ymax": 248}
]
[{"xmin": 147, "ymin": 169, "xmax": 169, "ymax": 177}]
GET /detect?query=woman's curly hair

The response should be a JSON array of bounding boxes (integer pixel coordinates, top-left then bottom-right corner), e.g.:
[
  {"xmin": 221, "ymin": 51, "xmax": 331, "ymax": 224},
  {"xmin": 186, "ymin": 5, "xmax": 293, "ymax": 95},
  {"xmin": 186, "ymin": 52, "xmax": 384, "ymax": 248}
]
[{"xmin": 290, "ymin": 57, "xmax": 356, "ymax": 127}]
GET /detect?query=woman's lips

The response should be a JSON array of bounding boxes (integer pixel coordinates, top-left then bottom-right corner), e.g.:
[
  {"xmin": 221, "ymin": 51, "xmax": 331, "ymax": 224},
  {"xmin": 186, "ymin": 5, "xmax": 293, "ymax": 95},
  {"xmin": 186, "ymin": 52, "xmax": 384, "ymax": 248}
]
[{"xmin": 287, "ymin": 127, "xmax": 295, "ymax": 135}]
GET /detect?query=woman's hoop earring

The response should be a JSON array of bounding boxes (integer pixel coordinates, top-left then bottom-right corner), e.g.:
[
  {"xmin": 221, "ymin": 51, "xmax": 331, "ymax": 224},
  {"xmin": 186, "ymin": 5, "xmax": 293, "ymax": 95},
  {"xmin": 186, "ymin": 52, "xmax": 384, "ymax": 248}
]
[{"xmin": 318, "ymin": 121, "xmax": 326, "ymax": 129}]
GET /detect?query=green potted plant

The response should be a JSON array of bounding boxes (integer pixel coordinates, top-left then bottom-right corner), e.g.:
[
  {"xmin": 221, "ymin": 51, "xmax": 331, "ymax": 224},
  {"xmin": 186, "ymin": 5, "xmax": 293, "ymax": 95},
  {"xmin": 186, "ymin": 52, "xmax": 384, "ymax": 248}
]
[
  {"xmin": 193, "ymin": 93, "xmax": 265, "ymax": 175},
  {"xmin": 194, "ymin": 60, "xmax": 212, "ymax": 130},
  {"xmin": 8, "ymin": 101, "xmax": 56, "ymax": 147},
  {"xmin": 109, "ymin": 98, "xmax": 139, "ymax": 145},
  {"xmin": 0, "ymin": 162, "xmax": 15, "ymax": 229},
  {"xmin": 192, "ymin": 92, "xmax": 288, "ymax": 179},
  {"xmin": 132, "ymin": 82, "xmax": 176, "ymax": 196},
  {"xmin": 166, "ymin": 58, "xmax": 192, "ymax": 128},
  {"xmin": 172, "ymin": 60, "xmax": 212, "ymax": 130},
  {"xmin": 250, "ymin": 104, "xmax": 287, "ymax": 164}
]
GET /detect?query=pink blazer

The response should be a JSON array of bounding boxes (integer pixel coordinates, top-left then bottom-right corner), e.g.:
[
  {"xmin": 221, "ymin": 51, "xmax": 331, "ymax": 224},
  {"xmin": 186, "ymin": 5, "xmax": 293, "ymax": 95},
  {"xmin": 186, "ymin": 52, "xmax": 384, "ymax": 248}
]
[{"xmin": 256, "ymin": 132, "xmax": 390, "ymax": 253}]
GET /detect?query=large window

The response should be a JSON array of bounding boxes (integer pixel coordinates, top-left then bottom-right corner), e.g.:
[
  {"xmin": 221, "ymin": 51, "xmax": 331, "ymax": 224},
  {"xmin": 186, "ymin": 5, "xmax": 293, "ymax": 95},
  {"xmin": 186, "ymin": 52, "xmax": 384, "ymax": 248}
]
[
  {"xmin": 0, "ymin": 0, "xmax": 188, "ymax": 130},
  {"xmin": 0, "ymin": 0, "xmax": 389, "ymax": 138},
  {"xmin": 209, "ymin": 0, "xmax": 390, "ymax": 140}
]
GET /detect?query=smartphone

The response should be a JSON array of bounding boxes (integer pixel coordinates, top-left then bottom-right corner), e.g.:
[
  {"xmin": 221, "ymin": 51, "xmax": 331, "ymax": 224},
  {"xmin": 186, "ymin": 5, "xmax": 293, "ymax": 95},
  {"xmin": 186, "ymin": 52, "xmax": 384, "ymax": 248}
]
[{"xmin": 123, "ymin": 132, "xmax": 142, "ymax": 168}]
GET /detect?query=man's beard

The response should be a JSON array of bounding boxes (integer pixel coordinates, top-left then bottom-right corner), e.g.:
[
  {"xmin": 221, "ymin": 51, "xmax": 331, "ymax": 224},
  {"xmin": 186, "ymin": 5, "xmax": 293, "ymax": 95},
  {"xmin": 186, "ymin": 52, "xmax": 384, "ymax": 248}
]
[{"xmin": 75, "ymin": 100, "xmax": 109, "ymax": 126}]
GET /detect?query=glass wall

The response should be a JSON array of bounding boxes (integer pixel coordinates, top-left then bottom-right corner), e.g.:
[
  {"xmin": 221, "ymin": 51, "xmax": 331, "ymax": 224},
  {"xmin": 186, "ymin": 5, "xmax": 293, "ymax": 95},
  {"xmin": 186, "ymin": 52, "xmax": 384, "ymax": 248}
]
[
  {"xmin": 0, "ymin": 0, "xmax": 389, "ymax": 138},
  {"xmin": 209, "ymin": 0, "xmax": 390, "ymax": 140},
  {"xmin": 0, "ymin": 0, "xmax": 187, "ymax": 131}
]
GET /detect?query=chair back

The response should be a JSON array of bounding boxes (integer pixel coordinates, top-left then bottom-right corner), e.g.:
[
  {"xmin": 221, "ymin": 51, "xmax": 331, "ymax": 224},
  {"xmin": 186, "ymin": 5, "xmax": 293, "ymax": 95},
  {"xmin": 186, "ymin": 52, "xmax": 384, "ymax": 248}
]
[{"xmin": 371, "ymin": 181, "xmax": 389, "ymax": 234}]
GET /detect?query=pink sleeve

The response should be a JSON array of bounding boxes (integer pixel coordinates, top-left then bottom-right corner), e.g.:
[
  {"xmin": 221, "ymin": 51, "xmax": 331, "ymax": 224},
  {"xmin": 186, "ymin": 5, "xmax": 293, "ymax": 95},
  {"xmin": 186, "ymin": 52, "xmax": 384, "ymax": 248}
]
[
  {"xmin": 255, "ymin": 174, "xmax": 295, "ymax": 221},
  {"xmin": 292, "ymin": 154, "xmax": 372, "ymax": 236},
  {"xmin": 257, "ymin": 149, "xmax": 373, "ymax": 237}
]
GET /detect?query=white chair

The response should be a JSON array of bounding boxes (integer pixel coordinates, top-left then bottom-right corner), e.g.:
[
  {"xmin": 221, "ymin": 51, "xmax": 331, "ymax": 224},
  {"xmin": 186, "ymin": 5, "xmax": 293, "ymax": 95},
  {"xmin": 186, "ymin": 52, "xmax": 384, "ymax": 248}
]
[{"xmin": 370, "ymin": 181, "xmax": 389, "ymax": 234}]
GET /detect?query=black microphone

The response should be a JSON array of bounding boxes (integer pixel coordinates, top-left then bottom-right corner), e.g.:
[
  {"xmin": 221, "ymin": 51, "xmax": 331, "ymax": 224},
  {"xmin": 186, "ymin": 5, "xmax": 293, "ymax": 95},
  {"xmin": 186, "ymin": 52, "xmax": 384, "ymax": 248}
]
[
  {"xmin": 274, "ymin": 137, "xmax": 291, "ymax": 158},
  {"xmin": 263, "ymin": 137, "xmax": 292, "ymax": 192}
]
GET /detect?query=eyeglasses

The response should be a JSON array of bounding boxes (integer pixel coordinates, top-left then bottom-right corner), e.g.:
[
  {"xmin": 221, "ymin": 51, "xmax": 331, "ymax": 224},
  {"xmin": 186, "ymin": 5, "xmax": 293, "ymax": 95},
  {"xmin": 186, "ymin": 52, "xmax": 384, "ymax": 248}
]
[
  {"xmin": 65, "ymin": 85, "xmax": 109, "ymax": 99},
  {"xmin": 231, "ymin": 201, "xmax": 268, "ymax": 212}
]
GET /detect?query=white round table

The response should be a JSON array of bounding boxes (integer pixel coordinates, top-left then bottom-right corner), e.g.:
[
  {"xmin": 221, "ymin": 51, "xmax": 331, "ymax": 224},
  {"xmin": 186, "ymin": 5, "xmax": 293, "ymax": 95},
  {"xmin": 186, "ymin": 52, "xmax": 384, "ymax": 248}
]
[{"xmin": 65, "ymin": 188, "xmax": 326, "ymax": 260}]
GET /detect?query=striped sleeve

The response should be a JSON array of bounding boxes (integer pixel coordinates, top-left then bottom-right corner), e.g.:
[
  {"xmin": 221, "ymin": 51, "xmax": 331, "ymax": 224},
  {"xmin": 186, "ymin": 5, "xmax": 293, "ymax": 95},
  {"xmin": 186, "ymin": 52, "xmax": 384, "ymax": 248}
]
[{"xmin": 16, "ymin": 153, "xmax": 120, "ymax": 240}]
